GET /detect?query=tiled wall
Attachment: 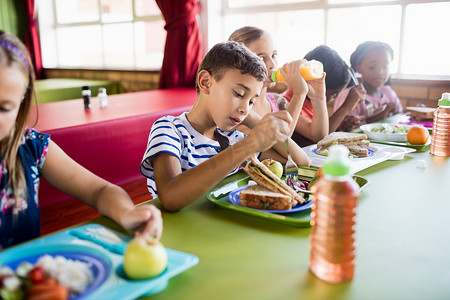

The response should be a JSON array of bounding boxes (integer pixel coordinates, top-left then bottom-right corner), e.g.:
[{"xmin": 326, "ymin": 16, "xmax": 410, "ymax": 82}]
[{"xmin": 45, "ymin": 69, "xmax": 450, "ymax": 109}]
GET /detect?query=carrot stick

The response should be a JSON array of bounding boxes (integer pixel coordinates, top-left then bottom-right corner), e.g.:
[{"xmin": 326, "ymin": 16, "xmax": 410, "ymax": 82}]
[{"xmin": 26, "ymin": 283, "xmax": 69, "ymax": 300}]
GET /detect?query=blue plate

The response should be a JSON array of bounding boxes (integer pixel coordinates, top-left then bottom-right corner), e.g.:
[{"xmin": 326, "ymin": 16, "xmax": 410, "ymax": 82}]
[
  {"xmin": 0, "ymin": 224, "xmax": 199, "ymax": 300},
  {"xmin": 229, "ymin": 185, "xmax": 312, "ymax": 214},
  {"xmin": 0, "ymin": 245, "xmax": 111, "ymax": 300}
]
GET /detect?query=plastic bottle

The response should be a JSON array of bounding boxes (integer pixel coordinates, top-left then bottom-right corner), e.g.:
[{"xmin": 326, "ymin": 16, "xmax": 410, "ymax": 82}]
[
  {"xmin": 309, "ymin": 145, "xmax": 360, "ymax": 284},
  {"xmin": 430, "ymin": 92, "xmax": 450, "ymax": 156},
  {"xmin": 98, "ymin": 87, "xmax": 109, "ymax": 108},
  {"xmin": 82, "ymin": 86, "xmax": 91, "ymax": 109},
  {"xmin": 271, "ymin": 60, "xmax": 323, "ymax": 83}
]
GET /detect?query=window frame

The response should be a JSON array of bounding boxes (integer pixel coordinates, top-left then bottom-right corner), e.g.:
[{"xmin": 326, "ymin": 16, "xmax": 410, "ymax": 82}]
[
  {"xmin": 215, "ymin": 0, "xmax": 450, "ymax": 79},
  {"xmin": 40, "ymin": 0, "xmax": 165, "ymax": 70}
]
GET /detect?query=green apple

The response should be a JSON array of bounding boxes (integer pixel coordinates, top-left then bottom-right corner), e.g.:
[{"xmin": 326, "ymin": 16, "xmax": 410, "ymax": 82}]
[
  {"xmin": 123, "ymin": 236, "xmax": 168, "ymax": 280},
  {"xmin": 262, "ymin": 158, "xmax": 283, "ymax": 178}
]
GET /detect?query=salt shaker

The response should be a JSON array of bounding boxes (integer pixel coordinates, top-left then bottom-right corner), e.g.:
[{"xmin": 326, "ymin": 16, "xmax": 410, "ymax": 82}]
[{"xmin": 98, "ymin": 88, "xmax": 109, "ymax": 108}]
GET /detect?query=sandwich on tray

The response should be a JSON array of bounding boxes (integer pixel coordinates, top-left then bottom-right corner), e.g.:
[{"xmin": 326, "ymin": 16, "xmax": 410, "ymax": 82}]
[
  {"xmin": 406, "ymin": 106, "xmax": 436, "ymax": 122},
  {"xmin": 240, "ymin": 154, "xmax": 305, "ymax": 210},
  {"xmin": 317, "ymin": 132, "xmax": 369, "ymax": 157}
]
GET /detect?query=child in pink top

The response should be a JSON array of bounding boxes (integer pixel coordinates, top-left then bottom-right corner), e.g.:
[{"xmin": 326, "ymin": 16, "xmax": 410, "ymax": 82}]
[{"xmin": 334, "ymin": 41, "xmax": 403, "ymax": 131}]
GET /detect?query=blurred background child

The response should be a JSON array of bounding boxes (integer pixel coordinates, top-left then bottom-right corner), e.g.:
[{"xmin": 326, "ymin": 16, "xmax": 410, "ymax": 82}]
[
  {"xmin": 229, "ymin": 26, "xmax": 328, "ymax": 145},
  {"xmin": 0, "ymin": 31, "xmax": 162, "ymax": 249},
  {"xmin": 301, "ymin": 45, "xmax": 366, "ymax": 133},
  {"xmin": 334, "ymin": 41, "xmax": 403, "ymax": 131}
]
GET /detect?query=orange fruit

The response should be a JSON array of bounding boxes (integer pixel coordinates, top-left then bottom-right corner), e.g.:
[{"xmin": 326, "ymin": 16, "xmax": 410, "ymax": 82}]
[{"xmin": 407, "ymin": 126, "xmax": 430, "ymax": 145}]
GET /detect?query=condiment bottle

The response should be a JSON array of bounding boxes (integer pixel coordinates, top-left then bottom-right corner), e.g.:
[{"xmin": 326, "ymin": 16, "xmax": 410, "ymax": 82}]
[
  {"xmin": 271, "ymin": 60, "xmax": 323, "ymax": 83},
  {"xmin": 98, "ymin": 87, "xmax": 109, "ymax": 108},
  {"xmin": 82, "ymin": 86, "xmax": 91, "ymax": 109},
  {"xmin": 309, "ymin": 145, "xmax": 360, "ymax": 284},
  {"xmin": 430, "ymin": 92, "xmax": 450, "ymax": 156}
]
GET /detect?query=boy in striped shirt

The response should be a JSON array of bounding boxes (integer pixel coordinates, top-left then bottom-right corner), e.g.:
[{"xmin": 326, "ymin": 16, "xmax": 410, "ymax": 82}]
[{"xmin": 140, "ymin": 41, "xmax": 310, "ymax": 211}]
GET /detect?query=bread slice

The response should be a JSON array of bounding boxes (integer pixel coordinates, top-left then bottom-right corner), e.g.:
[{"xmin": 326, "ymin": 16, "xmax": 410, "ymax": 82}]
[
  {"xmin": 340, "ymin": 139, "xmax": 370, "ymax": 147},
  {"xmin": 240, "ymin": 185, "xmax": 294, "ymax": 210},
  {"xmin": 317, "ymin": 132, "xmax": 368, "ymax": 148},
  {"xmin": 346, "ymin": 144, "xmax": 369, "ymax": 157}
]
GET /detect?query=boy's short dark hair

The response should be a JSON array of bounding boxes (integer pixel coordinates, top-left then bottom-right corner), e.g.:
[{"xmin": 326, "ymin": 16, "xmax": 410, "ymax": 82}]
[{"xmin": 195, "ymin": 41, "xmax": 267, "ymax": 93}]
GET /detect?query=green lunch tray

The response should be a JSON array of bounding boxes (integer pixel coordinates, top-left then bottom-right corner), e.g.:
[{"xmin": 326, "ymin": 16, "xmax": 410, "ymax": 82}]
[
  {"xmin": 367, "ymin": 138, "xmax": 431, "ymax": 152},
  {"xmin": 206, "ymin": 169, "xmax": 369, "ymax": 228}
]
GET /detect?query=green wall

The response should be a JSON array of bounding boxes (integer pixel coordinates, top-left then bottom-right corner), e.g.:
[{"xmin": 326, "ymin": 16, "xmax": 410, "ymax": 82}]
[{"xmin": 0, "ymin": 0, "xmax": 26, "ymax": 40}]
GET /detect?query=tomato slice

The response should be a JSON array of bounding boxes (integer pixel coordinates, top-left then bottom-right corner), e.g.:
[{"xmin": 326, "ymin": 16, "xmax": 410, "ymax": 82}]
[{"xmin": 29, "ymin": 266, "xmax": 45, "ymax": 284}]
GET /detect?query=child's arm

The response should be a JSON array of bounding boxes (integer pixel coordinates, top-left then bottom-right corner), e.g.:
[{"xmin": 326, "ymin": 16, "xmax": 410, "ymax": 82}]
[
  {"xmin": 259, "ymin": 136, "xmax": 310, "ymax": 166},
  {"xmin": 329, "ymin": 84, "xmax": 366, "ymax": 132},
  {"xmin": 40, "ymin": 141, "xmax": 163, "ymax": 238},
  {"xmin": 152, "ymin": 111, "xmax": 295, "ymax": 212},
  {"xmin": 279, "ymin": 60, "xmax": 308, "ymax": 136},
  {"xmin": 293, "ymin": 76, "xmax": 329, "ymax": 142}
]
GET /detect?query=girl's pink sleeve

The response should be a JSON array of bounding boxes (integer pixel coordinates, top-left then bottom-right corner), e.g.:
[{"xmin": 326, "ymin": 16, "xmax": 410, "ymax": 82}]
[{"xmin": 385, "ymin": 86, "xmax": 403, "ymax": 113}]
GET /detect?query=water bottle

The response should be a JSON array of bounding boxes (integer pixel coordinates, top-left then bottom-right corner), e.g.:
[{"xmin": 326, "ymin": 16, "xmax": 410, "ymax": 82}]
[
  {"xmin": 271, "ymin": 60, "xmax": 323, "ymax": 83},
  {"xmin": 309, "ymin": 145, "xmax": 360, "ymax": 284},
  {"xmin": 430, "ymin": 92, "xmax": 450, "ymax": 156},
  {"xmin": 82, "ymin": 86, "xmax": 91, "ymax": 109},
  {"xmin": 98, "ymin": 87, "xmax": 109, "ymax": 108}
]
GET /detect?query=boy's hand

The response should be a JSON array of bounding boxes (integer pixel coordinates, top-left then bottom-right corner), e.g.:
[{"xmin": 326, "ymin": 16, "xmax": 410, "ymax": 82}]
[
  {"xmin": 280, "ymin": 60, "xmax": 308, "ymax": 96},
  {"xmin": 247, "ymin": 111, "xmax": 292, "ymax": 152},
  {"xmin": 120, "ymin": 204, "xmax": 163, "ymax": 240}
]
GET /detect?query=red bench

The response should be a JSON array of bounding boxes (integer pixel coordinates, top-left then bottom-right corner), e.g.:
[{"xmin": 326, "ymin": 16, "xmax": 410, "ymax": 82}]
[{"xmin": 29, "ymin": 88, "xmax": 197, "ymax": 207}]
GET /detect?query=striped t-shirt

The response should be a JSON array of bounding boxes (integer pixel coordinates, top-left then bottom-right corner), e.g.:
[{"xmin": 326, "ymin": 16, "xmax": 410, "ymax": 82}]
[{"xmin": 140, "ymin": 112, "xmax": 246, "ymax": 198}]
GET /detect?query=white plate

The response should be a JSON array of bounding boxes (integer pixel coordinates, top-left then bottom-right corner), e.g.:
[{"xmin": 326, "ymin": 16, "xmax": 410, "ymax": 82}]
[
  {"xmin": 360, "ymin": 123, "xmax": 410, "ymax": 142},
  {"xmin": 303, "ymin": 143, "xmax": 413, "ymax": 173}
]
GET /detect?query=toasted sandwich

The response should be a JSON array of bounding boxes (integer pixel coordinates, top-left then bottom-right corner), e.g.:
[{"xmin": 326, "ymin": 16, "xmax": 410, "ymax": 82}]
[
  {"xmin": 242, "ymin": 154, "xmax": 305, "ymax": 206},
  {"xmin": 317, "ymin": 132, "xmax": 369, "ymax": 157},
  {"xmin": 406, "ymin": 106, "xmax": 436, "ymax": 122},
  {"xmin": 240, "ymin": 185, "xmax": 294, "ymax": 210}
]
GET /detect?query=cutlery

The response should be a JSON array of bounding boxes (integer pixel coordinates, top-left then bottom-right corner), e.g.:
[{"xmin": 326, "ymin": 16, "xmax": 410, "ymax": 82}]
[
  {"xmin": 285, "ymin": 139, "xmax": 298, "ymax": 182},
  {"xmin": 347, "ymin": 68, "xmax": 374, "ymax": 117},
  {"xmin": 348, "ymin": 68, "xmax": 359, "ymax": 86}
]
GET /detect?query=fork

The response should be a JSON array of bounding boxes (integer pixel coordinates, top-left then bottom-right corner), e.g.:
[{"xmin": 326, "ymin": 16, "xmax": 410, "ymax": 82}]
[
  {"xmin": 285, "ymin": 139, "xmax": 298, "ymax": 182},
  {"xmin": 348, "ymin": 68, "xmax": 374, "ymax": 118}
]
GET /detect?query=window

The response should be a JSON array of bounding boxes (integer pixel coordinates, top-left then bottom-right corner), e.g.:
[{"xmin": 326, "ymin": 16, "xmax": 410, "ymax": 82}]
[
  {"xmin": 208, "ymin": 0, "xmax": 450, "ymax": 77},
  {"xmin": 37, "ymin": 0, "xmax": 165, "ymax": 70}
]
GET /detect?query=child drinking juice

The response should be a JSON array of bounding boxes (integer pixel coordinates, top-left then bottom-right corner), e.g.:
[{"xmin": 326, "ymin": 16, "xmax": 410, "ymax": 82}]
[
  {"xmin": 302, "ymin": 45, "xmax": 367, "ymax": 133},
  {"xmin": 228, "ymin": 26, "xmax": 329, "ymax": 145}
]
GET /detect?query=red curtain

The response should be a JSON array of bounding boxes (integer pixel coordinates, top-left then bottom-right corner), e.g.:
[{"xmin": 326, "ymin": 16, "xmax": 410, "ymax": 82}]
[
  {"xmin": 156, "ymin": 0, "xmax": 203, "ymax": 89},
  {"xmin": 21, "ymin": 0, "xmax": 43, "ymax": 79}
]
